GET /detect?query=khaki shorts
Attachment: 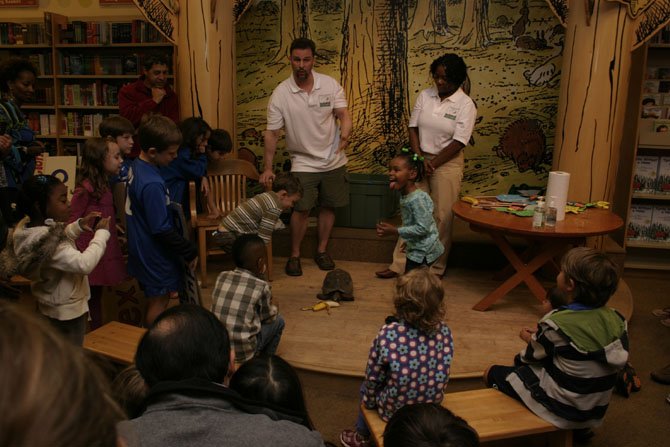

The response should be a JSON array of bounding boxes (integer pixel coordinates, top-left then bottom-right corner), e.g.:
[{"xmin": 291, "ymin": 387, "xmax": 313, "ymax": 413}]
[{"xmin": 292, "ymin": 166, "xmax": 349, "ymax": 211}]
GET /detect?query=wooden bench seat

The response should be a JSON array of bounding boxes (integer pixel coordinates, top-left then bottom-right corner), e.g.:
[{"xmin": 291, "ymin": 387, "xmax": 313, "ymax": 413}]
[
  {"xmin": 362, "ymin": 388, "xmax": 572, "ymax": 446},
  {"xmin": 83, "ymin": 321, "xmax": 146, "ymax": 365}
]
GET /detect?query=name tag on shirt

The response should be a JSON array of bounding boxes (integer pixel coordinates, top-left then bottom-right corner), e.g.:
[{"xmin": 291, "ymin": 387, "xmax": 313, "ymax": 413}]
[
  {"xmin": 444, "ymin": 105, "xmax": 458, "ymax": 120},
  {"xmin": 319, "ymin": 95, "xmax": 331, "ymax": 107},
  {"xmin": 443, "ymin": 113, "xmax": 456, "ymax": 120}
]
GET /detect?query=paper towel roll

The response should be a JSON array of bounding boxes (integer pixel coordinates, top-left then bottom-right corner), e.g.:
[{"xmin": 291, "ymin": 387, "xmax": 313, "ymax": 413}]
[{"xmin": 546, "ymin": 171, "xmax": 571, "ymax": 221}]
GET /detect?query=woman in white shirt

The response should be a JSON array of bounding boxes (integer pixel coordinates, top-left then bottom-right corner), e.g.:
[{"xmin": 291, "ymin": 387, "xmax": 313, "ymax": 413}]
[{"xmin": 376, "ymin": 54, "xmax": 477, "ymax": 279}]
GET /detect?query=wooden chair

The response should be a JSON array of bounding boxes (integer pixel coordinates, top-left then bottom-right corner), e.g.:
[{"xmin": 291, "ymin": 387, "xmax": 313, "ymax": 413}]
[{"xmin": 189, "ymin": 158, "xmax": 273, "ymax": 287}]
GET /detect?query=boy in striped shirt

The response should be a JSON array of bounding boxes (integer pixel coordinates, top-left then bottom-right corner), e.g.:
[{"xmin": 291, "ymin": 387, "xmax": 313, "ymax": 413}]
[
  {"xmin": 214, "ymin": 173, "xmax": 302, "ymax": 253},
  {"xmin": 484, "ymin": 247, "xmax": 629, "ymax": 437}
]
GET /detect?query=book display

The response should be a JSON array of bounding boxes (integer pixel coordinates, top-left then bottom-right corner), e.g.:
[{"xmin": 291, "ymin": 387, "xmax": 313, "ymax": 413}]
[
  {"xmin": 0, "ymin": 13, "xmax": 175, "ymax": 155},
  {"xmin": 616, "ymin": 30, "xmax": 670, "ymax": 269}
]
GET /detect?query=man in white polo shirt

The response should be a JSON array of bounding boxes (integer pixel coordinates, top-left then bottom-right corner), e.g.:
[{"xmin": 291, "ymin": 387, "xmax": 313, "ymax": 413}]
[{"xmin": 260, "ymin": 38, "xmax": 352, "ymax": 277}]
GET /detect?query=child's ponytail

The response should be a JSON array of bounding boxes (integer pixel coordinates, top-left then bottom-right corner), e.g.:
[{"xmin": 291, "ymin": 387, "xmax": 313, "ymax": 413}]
[
  {"xmin": 16, "ymin": 175, "xmax": 61, "ymax": 223},
  {"xmin": 399, "ymin": 147, "xmax": 426, "ymax": 183}
]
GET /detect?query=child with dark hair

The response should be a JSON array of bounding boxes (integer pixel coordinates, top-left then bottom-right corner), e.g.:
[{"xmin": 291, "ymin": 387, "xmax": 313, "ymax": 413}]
[
  {"xmin": 207, "ymin": 128, "xmax": 233, "ymax": 161},
  {"xmin": 160, "ymin": 116, "xmax": 211, "ymax": 215},
  {"xmin": 111, "ymin": 365, "xmax": 149, "ymax": 419},
  {"xmin": 230, "ymin": 354, "xmax": 314, "ymax": 429},
  {"xmin": 126, "ymin": 114, "xmax": 197, "ymax": 326},
  {"xmin": 383, "ymin": 403, "xmax": 479, "ymax": 447},
  {"xmin": 376, "ymin": 149, "xmax": 443, "ymax": 273},
  {"xmin": 214, "ymin": 172, "xmax": 303, "ymax": 253},
  {"xmin": 340, "ymin": 268, "xmax": 454, "ymax": 447},
  {"xmin": 484, "ymin": 247, "xmax": 629, "ymax": 436},
  {"xmin": 1, "ymin": 175, "xmax": 109, "ymax": 344},
  {"xmin": 210, "ymin": 234, "xmax": 284, "ymax": 364}
]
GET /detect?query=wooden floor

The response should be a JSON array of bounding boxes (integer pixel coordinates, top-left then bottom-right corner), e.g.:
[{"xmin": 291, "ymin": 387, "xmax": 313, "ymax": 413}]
[{"xmin": 202, "ymin": 258, "xmax": 633, "ymax": 379}]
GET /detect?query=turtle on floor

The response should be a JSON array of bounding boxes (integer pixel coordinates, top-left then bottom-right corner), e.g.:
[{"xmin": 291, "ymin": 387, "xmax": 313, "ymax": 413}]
[{"xmin": 316, "ymin": 268, "xmax": 354, "ymax": 302}]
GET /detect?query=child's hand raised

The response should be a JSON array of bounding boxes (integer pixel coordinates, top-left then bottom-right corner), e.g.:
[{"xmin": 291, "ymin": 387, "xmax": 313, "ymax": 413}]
[
  {"xmin": 95, "ymin": 217, "xmax": 110, "ymax": 231},
  {"xmin": 80, "ymin": 212, "xmax": 102, "ymax": 231}
]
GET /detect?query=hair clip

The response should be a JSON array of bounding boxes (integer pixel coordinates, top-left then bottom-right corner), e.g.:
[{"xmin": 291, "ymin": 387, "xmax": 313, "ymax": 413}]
[
  {"xmin": 35, "ymin": 175, "xmax": 50, "ymax": 184},
  {"xmin": 401, "ymin": 147, "xmax": 411, "ymax": 153},
  {"xmin": 411, "ymin": 153, "xmax": 424, "ymax": 162}
]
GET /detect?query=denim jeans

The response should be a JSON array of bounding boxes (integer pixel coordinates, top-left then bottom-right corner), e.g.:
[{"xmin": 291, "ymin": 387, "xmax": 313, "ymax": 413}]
[{"xmin": 256, "ymin": 314, "xmax": 285, "ymax": 356}]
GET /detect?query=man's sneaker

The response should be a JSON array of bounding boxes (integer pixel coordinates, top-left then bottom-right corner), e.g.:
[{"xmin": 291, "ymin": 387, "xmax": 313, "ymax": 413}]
[
  {"xmin": 285, "ymin": 257, "xmax": 303, "ymax": 276},
  {"xmin": 314, "ymin": 252, "xmax": 335, "ymax": 270},
  {"xmin": 340, "ymin": 429, "xmax": 370, "ymax": 447}
]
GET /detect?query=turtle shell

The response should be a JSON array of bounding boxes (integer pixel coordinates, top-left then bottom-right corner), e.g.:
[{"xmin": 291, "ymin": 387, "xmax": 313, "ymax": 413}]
[{"xmin": 318, "ymin": 268, "xmax": 354, "ymax": 300}]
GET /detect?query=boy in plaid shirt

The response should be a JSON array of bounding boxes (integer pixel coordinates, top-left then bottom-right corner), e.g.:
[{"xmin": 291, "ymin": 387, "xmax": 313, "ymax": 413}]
[{"xmin": 211, "ymin": 234, "xmax": 284, "ymax": 363}]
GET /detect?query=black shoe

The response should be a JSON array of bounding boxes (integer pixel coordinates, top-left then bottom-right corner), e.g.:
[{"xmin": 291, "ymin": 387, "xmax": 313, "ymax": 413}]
[
  {"xmin": 651, "ymin": 363, "xmax": 670, "ymax": 385},
  {"xmin": 314, "ymin": 252, "xmax": 335, "ymax": 270},
  {"xmin": 285, "ymin": 257, "xmax": 303, "ymax": 276}
]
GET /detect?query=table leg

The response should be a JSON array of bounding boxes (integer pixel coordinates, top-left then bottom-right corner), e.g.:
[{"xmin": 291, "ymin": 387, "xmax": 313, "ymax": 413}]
[{"xmin": 473, "ymin": 232, "xmax": 575, "ymax": 311}]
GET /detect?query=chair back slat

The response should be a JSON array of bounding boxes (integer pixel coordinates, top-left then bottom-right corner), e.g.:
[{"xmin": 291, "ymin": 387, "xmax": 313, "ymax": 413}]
[{"xmin": 204, "ymin": 159, "xmax": 259, "ymax": 216}]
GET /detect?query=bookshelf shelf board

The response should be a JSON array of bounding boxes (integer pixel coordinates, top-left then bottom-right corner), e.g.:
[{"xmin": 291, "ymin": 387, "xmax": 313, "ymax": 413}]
[
  {"xmin": 38, "ymin": 75, "xmax": 55, "ymax": 79},
  {"xmin": 0, "ymin": 44, "xmax": 50, "ymax": 49},
  {"xmin": 626, "ymin": 240, "xmax": 670, "ymax": 249},
  {"xmin": 632, "ymin": 193, "xmax": 670, "ymax": 200},
  {"xmin": 638, "ymin": 144, "xmax": 670, "ymax": 150},
  {"xmin": 22, "ymin": 104, "xmax": 56, "ymax": 109},
  {"xmin": 60, "ymin": 135, "xmax": 91, "ymax": 139},
  {"xmin": 58, "ymin": 75, "xmax": 136, "ymax": 79},
  {"xmin": 36, "ymin": 135, "xmax": 58, "ymax": 139},
  {"xmin": 649, "ymin": 44, "xmax": 670, "ymax": 48},
  {"xmin": 57, "ymin": 75, "xmax": 173, "ymax": 79},
  {"xmin": 58, "ymin": 105, "xmax": 119, "ymax": 110},
  {"xmin": 55, "ymin": 43, "xmax": 172, "ymax": 48}
]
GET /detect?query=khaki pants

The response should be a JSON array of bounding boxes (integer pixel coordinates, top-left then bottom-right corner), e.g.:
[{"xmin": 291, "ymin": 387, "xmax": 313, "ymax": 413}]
[{"xmin": 389, "ymin": 151, "xmax": 464, "ymax": 276}]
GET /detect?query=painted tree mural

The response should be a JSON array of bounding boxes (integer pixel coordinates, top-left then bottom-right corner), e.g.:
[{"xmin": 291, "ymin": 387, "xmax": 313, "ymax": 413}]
[
  {"xmin": 411, "ymin": 0, "xmax": 450, "ymax": 38},
  {"xmin": 340, "ymin": 0, "xmax": 411, "ymax": 170},
  {"xmin": 273, "ymin": 0, "xmax": 311, "ymax": 61},
  {"xmin": 457, "ymin": 0, "xmax": 492, "ymax": 48}
]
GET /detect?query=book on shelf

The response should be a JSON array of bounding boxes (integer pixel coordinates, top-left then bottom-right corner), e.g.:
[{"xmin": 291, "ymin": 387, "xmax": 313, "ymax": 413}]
[
  {"xmin": 644, "ymin": 80, "xmax": 660, "ymax": 93},
  {"xmin": 633, "ymin": 155, "xmax": 659, "ymax": 192},
  {"xmin": 122, "ymin": 54, "xmax": 139, "ymax": 75},
  {"xmin": 627, "ymin": 204, "xmax": 654, "ymax": 241},
  {"xmin": 653, "ymin": 119, "xmax": 670, "ymax": 132},
  {"xmin": 657, "ymin": 157, "xmax": 670, "ymax": 194},
  {"xmin": 642, "ymin": 106, "xmax": 665, "ymax": 119},
  {"xmin": 0, "ymin": 22, "xmax": 46, "ymax": 45},
  {"xmin": 642, "ymin": 93, "xmax": 661, "ymax": 107},
  {"xmin": 650, "ymin": 206, "xmax": 670, "ymax": 242}
]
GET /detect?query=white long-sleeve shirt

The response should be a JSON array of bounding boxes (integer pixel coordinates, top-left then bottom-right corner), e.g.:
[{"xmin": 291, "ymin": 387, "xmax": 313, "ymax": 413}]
[{"xmin": 13, "ymin": 218, "xmax": 109, "ymax": 320}]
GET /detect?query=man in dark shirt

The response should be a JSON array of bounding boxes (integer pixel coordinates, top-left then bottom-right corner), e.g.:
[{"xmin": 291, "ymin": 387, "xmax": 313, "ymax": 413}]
[{"xmin": 118, "ymin": 55, "xmax": 180, "ymax": 158}]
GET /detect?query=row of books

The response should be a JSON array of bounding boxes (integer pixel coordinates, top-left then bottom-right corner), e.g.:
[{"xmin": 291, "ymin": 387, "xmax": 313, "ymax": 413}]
[
  {"xmin": 633, "ymin": 155, "xmax": 670, "ymax": 193},
  {"xmin": 627, "ymin": 205, "xmax": 670, "ymax": 242},
  {"xmin": 61, "ymin": 112, "xmax": 106, "ymax": 137},
  {"xmin": 58, "ymin": 20, "xmax": 167, "ymax": 45},
  {"xmin": 59, "ymin": 53, "xmax": 166, "ymax": 76},
  {"xmin": 0, "ymin": 22, "xmax": 47, "ymax": 45},
  {"xmin": 28, "ymin": 87, "xmax": 55, "ymax": 106},
  {"xmin": 26, "ymin": 113, "xmax": 57, "ymax": 136},
  {"xmin": 61, "ymin": 83, "xmax": 119, "ymax": 107},
  {"xmin": 28, "ymin": 53, "xmax": 53, "ymax": 76}
]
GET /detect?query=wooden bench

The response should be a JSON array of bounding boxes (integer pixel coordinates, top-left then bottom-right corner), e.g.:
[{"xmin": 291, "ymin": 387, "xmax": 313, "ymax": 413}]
[
  {"xmin": 83, "ymin": 321, "xmax": 146, "ymax": 365},
  {"xmin": 362, "ymin": 388, "xmax": 572, "ymax": 447}
]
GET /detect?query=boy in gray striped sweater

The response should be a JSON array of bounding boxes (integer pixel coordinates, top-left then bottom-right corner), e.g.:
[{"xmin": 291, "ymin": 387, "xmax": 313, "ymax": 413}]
[
  {"xmin": 484, "ymin": 247, "xmax": 629, "ymax": 437},
  {"xmin": 214, "ymin": 173, "xmax": 302, "ymax": 253}
]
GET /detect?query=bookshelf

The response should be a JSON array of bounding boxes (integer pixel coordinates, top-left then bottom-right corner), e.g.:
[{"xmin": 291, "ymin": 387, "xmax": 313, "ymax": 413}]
[
  {"xmin": 615, "ymin": 27, "xmax": 670, "ymax": 270},
  {"xmin": 0, "ymin": 13, "xmax": 176, "ymax": 156}
]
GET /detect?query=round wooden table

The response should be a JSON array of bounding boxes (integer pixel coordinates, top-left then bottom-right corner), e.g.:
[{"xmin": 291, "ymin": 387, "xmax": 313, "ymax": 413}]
[{"xmin": 452, "ymin": 201, "xmax": 624, "ymax": 311}]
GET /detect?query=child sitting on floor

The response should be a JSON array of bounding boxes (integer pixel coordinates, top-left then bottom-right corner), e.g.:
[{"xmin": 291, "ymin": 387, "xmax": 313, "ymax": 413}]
[
  {"xmin": 484, "ymin": 247, "xmax": 629, "ymax": 437},
  {"xmin": 214, "ymin": 172, "xmax": 302, "ymax": 253},
  {"xmin": 340, "ymin": 268, "xmax": 454, "ymax": 447},
  {"xmin": 211, "ymin": 234, "xmax": 284, "ymax": 364}
]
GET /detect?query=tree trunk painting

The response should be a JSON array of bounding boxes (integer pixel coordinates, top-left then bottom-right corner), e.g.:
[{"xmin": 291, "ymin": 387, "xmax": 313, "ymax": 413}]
[
  {"xmin": 456, "ymin": 0, "xmax": 492, "ymax": 49},
  {"xmin": 411, "ymin": 0, "xmax": 449, "ymax": 39},
  {"xmin": 553, "ymin": 1, "xmax": 632, "ymax": 205},
  {"xmin": 273, "ymin": 0, "xmax": 310, "ymax": 62},
  {"xmin": 340, "ymin": 0, "xmax": 411, "ymax": 171},
  {"xmin": 177, "ymin": 0, "xmax": 235, "ymax": 134}
]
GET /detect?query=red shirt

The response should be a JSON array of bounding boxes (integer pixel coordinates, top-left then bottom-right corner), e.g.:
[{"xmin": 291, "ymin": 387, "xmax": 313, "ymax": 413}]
[{"xmin": 118, "ymin": 77, "xmax": 180, "ymax": 157}]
